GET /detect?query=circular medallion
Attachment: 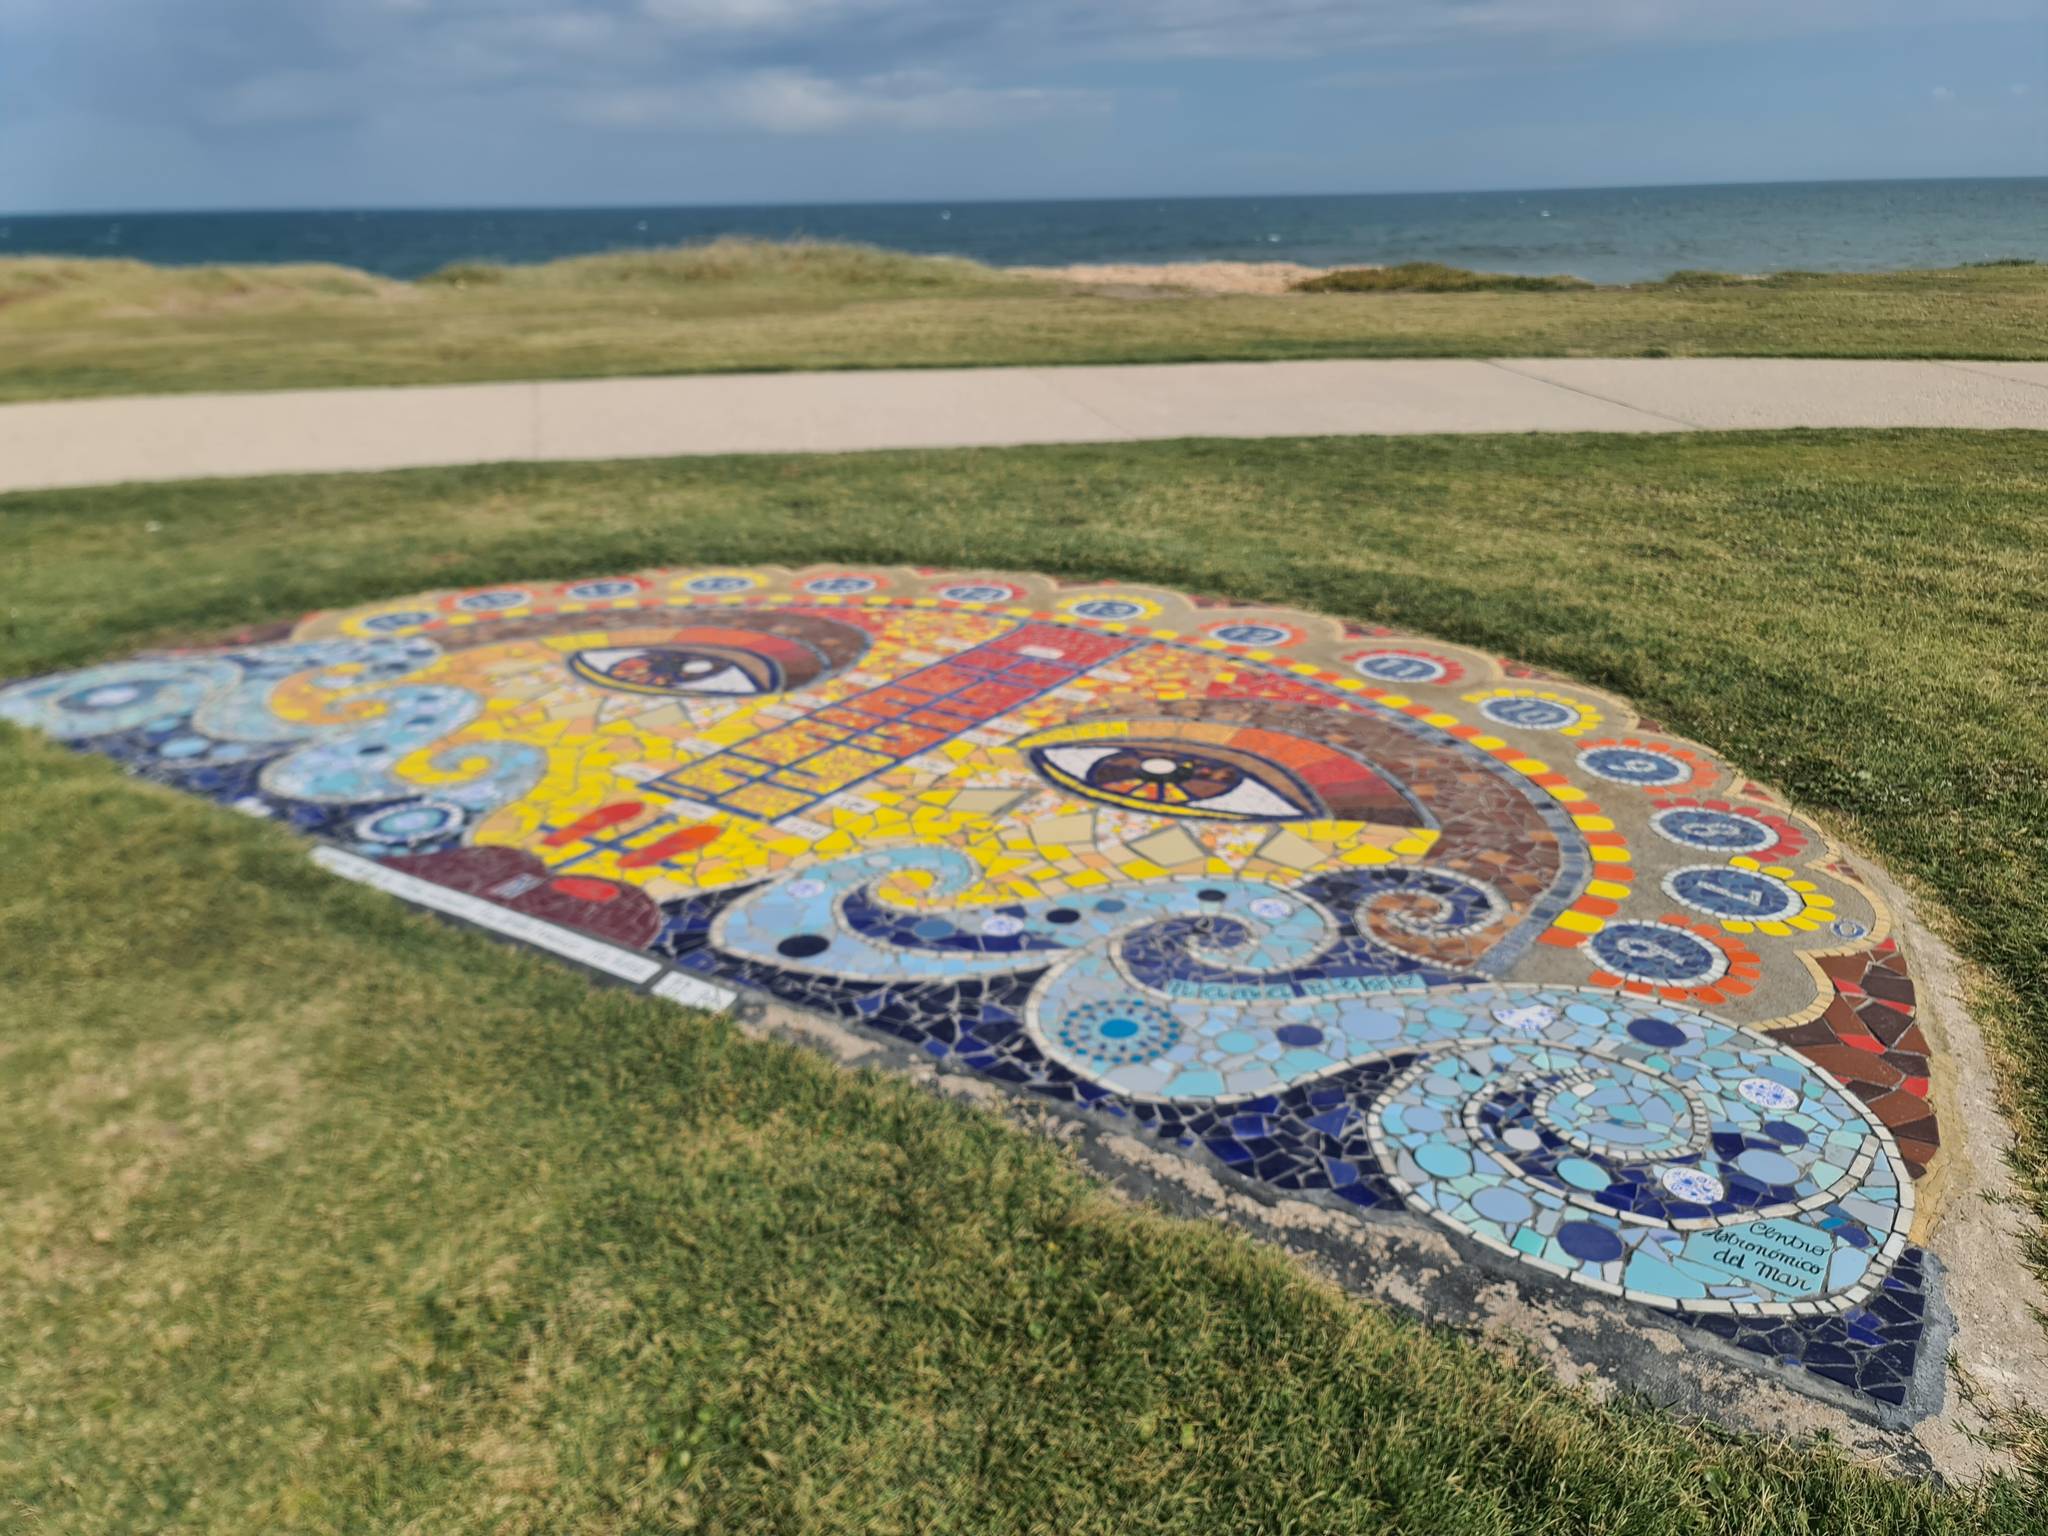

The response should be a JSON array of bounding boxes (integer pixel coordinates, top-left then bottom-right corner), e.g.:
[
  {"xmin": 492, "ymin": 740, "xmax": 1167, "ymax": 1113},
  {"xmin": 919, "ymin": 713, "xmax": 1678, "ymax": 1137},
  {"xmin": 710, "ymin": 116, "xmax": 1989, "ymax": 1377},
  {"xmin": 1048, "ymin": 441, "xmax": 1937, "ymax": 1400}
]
[
  {"xmin": 938, "ymin": 582, "xmax": 1022, "ymax": 604},
  {"xmin": 1584, "ymin": 922, "xmax": 1730, "ymax": 986},
  {"xmin": 454, "ymin": 590, "xmax": 528, "ymax": 612},
  {"xmin": 563, "ymin": 578, "xmax": 644, "ymax": 600},
  {"xmin": 1354, "ymin": 650, "xmax": 1452, "ymax": 684},
  {"xmin": 1053, "ymin": 999, "xmax": 1182, "ymax": 1066},
  {"xmin": 1480, "ymin": 695, "xmax": 1580, "ymax": 731},
  {"xmin": 1651, "ymin": 805, "xmax": 1780, "ymax": 852},
  {"xmin": 1663, "ymin": 864, "xmax": 1804, "ymax": 924},
  {"xmin": 352, "ymin": 799, "xmax": 466, "ymax": 846},
  {"xmin": 1208, "ymin": 622, "xmax": 1298, "ymax": 648},
  {"xmin": 1579, "ymin": 745, "xmax": 1690, "ymax": 786}
]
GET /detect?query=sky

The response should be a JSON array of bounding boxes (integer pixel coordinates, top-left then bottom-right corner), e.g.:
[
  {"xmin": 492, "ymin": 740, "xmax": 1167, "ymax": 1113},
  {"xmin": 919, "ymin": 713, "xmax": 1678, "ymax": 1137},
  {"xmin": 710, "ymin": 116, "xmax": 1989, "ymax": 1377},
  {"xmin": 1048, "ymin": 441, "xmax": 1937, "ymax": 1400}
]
[{"xmin": 1, "ymin": 1, "xmax": 2042, "ymax": 212}]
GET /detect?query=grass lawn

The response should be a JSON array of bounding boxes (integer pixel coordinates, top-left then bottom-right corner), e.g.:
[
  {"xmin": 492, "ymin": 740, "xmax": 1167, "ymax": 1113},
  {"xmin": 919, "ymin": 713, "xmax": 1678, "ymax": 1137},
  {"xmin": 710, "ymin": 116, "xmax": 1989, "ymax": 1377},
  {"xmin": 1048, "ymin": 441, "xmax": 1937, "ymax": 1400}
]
[
  {"xmin": 4, "ymin": 430, "xmax": 2045, "ymax": 1531},
  {"xmin": 0, "ymin": 243, "xmax": 2044, "ymax": 404}
]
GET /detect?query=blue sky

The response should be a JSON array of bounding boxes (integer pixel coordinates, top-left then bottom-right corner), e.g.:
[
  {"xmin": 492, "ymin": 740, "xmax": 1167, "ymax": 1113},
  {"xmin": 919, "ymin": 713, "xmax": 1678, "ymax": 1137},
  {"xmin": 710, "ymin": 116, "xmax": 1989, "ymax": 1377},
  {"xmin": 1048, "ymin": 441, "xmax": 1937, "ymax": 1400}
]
[{"xmin": 2, "ymin": 1, "xmax": 2041, "ymax": 212}]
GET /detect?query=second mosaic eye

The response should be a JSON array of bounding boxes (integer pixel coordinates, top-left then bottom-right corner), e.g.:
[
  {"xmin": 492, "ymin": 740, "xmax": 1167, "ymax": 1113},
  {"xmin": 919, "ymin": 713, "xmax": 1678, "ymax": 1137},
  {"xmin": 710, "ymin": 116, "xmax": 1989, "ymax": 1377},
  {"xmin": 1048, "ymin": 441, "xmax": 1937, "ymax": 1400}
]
[
  {"xmin": 560, "ymin": 616, "xmax": 869, "ymax": 699},
  {"xmin": 1030, "ymin": 741, "xmax": 1314, "ymax": 819}
]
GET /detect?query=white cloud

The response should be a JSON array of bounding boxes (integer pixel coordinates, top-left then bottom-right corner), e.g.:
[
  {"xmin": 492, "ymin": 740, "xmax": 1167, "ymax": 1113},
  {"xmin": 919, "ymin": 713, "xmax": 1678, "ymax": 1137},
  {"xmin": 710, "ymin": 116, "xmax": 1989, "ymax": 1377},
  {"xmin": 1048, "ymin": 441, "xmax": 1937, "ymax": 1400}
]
[
  {"xmin": 1931, "ymin": 85, "xmax": 1955, "ymax": 101},
  {"xmin": 570, "ymin": 66, "xmax": 1106, "ymax": 132}
]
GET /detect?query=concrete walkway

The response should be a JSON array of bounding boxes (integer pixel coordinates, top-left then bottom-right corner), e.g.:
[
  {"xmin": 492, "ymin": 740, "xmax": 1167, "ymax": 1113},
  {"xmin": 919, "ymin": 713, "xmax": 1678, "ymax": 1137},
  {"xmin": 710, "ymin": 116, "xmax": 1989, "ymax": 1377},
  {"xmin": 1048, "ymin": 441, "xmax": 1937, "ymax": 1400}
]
[{"xmin": 3, "ymin": 357, "xmax": 2043, "ymax": 493}]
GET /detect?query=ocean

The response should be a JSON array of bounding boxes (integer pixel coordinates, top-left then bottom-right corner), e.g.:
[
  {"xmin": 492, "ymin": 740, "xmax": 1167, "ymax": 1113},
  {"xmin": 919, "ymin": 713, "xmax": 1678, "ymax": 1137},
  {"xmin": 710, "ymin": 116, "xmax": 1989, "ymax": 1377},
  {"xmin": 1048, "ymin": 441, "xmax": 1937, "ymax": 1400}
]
[{"xmin": 3, "ymin": 178, "xmax": 2042, "ymax": 285}]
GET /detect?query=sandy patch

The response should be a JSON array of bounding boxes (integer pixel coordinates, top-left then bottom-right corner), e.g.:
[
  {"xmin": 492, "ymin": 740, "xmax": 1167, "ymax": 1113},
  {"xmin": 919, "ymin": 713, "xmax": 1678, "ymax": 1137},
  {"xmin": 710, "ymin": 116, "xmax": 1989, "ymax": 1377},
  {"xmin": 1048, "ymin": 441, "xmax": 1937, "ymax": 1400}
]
[{"xmin": 1007, "ymin": 260, "xmax": 1343, "ymax": 294}]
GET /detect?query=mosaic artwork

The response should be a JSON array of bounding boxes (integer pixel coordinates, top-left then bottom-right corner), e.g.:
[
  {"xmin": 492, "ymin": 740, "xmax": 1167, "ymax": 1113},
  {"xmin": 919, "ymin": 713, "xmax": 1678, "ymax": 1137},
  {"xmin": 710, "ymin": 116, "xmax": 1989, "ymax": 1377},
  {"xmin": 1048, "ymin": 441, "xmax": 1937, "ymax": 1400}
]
[{"xmin": 3, "ymin": 566, "xmax": 1948, "ymax": 1417}]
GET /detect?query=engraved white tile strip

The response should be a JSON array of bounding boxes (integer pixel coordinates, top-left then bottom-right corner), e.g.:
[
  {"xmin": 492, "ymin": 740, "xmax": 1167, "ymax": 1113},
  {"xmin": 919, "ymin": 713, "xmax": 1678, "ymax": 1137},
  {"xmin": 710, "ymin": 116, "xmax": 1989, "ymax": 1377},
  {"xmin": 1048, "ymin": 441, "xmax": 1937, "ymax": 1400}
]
[
  {"xmin": 311, "ymin": 846, "xmax": 664, "ymax": 984},
  {"xmin": 652, "ymin": 972, "xmax": 741, "ymax": 1012}
]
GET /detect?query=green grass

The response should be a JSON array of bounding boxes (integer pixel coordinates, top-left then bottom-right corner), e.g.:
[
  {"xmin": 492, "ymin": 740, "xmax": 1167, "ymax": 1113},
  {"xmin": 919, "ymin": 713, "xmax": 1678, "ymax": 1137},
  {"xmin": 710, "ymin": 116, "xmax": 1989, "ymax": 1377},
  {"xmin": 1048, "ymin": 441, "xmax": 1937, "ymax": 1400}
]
[
  {"xmin": 1, "ymin": 239, "xmax": 2045, "ymax": 403},
  {"xmin": 4, "ymin": 431, "xmax": 2047, "ymax": 1529},
  {"xmin": 1293, "ymin": 262, "xmax": 1591, "ymax": 292}
]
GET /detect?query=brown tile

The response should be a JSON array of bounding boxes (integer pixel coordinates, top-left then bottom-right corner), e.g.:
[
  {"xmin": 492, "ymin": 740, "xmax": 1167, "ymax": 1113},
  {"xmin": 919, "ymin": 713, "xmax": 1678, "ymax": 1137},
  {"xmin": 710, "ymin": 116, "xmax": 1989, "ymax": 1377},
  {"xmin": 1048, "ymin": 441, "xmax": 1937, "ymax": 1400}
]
[{"xmin": 1799, "ymin": 1044, "xmax": 1903, "ymax": 1089}]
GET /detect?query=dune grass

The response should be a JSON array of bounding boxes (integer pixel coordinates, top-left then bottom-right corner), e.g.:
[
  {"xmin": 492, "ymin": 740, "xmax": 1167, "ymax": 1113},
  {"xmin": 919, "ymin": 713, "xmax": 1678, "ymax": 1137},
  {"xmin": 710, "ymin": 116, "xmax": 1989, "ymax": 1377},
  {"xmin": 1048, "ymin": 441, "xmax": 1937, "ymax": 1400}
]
[
  {"xmin": 1292, "ymin": 262, "xmax": 1591, "ymax": 292},
  {"xmin": 415, "ymin": 239, "xmax": 1004, "ymax": 293},
  {"xmin": 4, "ymin": 430, "xmax": 2046, "ymax": 1529},
  {"xmin": 0, "ymin": 239, "xmax": 2043, "ymax": 403}
]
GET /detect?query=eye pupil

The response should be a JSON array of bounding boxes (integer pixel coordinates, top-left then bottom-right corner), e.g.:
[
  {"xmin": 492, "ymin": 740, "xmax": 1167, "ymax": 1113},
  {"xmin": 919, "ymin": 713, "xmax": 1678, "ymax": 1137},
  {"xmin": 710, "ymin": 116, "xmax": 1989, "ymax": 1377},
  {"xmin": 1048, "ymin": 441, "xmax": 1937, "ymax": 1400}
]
[{"xmin": 1138, "ymin": 756, "xmax": 1180, "ymax": 775}]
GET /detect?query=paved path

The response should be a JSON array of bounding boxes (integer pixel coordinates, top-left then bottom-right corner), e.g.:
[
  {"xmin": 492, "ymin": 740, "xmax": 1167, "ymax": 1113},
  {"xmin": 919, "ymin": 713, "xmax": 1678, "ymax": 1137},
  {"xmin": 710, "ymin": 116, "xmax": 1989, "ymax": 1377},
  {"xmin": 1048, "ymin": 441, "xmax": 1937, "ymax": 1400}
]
[{"xmin": 3, "ymin": 357, "xmax": 2043, "ymax": 493}]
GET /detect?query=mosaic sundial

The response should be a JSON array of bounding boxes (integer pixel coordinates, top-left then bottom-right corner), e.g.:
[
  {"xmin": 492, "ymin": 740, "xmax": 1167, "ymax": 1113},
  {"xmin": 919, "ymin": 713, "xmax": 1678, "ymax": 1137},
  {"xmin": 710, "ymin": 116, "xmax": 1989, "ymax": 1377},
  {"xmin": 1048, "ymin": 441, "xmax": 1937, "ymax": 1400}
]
[{"xmin": 3, "ymin": 565, "xmax": 1957, "ymax": 1422}]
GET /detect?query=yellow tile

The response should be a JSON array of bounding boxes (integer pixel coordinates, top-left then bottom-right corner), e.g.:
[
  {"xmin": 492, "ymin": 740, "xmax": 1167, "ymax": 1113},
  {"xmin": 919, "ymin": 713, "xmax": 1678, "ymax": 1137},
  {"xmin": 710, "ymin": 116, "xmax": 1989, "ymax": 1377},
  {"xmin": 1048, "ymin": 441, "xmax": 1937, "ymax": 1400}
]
[
  {"xmin": 1113, "ymin": 858, "xmax": 1169, "ymax": 881},
  {"xmin": 1340, "ymin": 845, "xmax": 1395, "ymax": 866}
]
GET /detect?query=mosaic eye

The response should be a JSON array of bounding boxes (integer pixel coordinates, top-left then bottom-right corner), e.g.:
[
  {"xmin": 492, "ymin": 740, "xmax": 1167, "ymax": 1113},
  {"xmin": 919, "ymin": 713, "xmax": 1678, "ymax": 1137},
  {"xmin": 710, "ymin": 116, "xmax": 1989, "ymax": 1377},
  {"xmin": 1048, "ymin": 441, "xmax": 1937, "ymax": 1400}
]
[
  {"xmin": 1023, "ymin": 718, "xmax": 1431, "ymax": 827},
  {"xmin": 1032, "ymin": 742, "xmax": 1313, "ymax": 819},
  {"xmin": 569, "ymin": 645, "xmax": 782, "ymax": 696},
  {"xmin": 564, "ymin": 620, "xmax": 861, "ymax": 698}
]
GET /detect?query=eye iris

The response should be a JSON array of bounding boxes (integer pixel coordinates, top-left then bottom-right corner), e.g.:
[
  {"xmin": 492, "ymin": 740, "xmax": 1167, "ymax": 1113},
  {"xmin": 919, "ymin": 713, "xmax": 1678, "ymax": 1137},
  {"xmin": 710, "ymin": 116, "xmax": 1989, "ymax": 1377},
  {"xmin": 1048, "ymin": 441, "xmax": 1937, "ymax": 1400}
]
[
  {"xmin": 572, "ymin": 645, "xmax": 770, "ymax": 696},
  {"xmin": 1089, "ymin": 747, "xmax": 1243, "ymax": 806},
  {"xmin": 632, "ymin": 651, "xmax": 707, "ymax": 684},
  {"xmin": 604, "ymin": 650, "xmax": 733, "ymax": 689}
]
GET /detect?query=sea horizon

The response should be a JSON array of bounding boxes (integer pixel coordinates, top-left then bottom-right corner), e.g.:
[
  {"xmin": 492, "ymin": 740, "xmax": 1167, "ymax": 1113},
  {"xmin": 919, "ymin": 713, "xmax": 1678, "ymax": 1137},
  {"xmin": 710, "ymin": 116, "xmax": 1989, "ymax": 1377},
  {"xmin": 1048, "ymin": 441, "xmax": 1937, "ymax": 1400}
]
[
  {"xmin": 4, "ymin": 175, "xmax": 2041, "ymax": 286},
  {"xmin": 13, "ymin": 172, "xmax": 2041, "ymax": 219}
]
